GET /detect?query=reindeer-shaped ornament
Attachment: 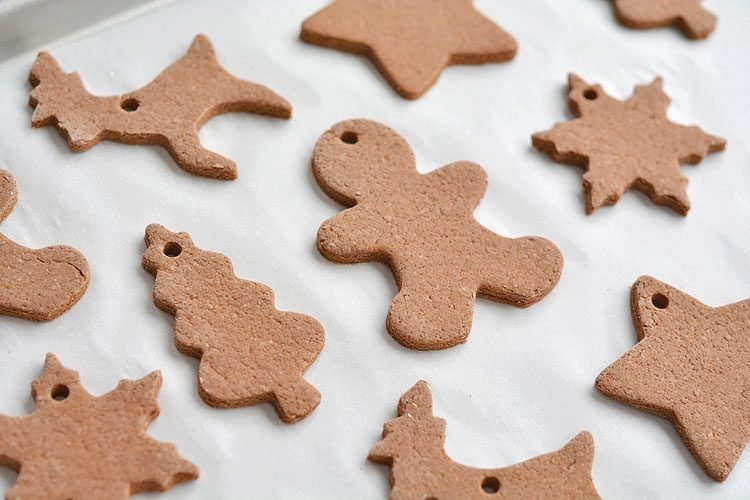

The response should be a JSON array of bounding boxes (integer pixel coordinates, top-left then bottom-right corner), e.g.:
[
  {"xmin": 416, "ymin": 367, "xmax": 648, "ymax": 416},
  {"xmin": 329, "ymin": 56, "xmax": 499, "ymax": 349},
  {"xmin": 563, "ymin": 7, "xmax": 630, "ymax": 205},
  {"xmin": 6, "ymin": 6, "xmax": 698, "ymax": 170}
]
[
  {"xmin": 0, "ymin": 170, "xmax": 89, "ymax": 321},
  {"xmin": 142, "ymin": 224, "xmax": 324, "ymax": 423},
  {"xmin": 369, "ymin": 381, "xmax": 600, "ymax": 499},
  {"xmin": 314, "ymin": 120, "xmax": 563, "ymax": 350},
  {"xmin": 29, "ymin": 35, "xmax": 291, "ymax": 180}
]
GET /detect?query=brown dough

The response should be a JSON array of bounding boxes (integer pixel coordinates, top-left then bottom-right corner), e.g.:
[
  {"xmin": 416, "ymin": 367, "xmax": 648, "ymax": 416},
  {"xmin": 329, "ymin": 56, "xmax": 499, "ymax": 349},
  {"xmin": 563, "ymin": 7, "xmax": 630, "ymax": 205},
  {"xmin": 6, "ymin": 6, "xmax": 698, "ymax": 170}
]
[
  {"xmin": 29, "ymin": 34, "xmax": 292, "ymax": 180},
  {"xmin": 532, "ymin": 74, "xmax": 725, "ymax": 215},
  {"xmin": 314, "ymin": 120, "xmax": 563, "ymax": 350},
  {"xmin": 613, "ymin": 0, "xmax": 717, "ymax": 40},
  {"xmin": 596, "ymin": 276, "xmax": 750, "ymax": 482},
  {"xmin": 142, "ymin": 224, "xmax": 324, "ymax": 423},
  {"xmin": 300, "ymin": 0, "xmax": 517, "ymax": 99},
  {"xmin": 0, "ymin": 353, "xmax": 198, "ymax": 499},
  {"xmin": 368, "ymin": 381, "xmax": 601, "ymax": 499},
  {"xmin": 0, "ymin": 170, "xmax": 89, "ymax": 321}
]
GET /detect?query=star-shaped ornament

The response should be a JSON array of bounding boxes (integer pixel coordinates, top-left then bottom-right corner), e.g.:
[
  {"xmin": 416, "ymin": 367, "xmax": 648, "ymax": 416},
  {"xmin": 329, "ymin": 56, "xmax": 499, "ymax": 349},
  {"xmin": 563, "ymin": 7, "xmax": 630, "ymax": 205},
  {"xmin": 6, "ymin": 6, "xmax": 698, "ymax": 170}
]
[
  {"xmin": 533, "ymin": 74, "xmax": 725, "ymax": 215},
  {"xmin": 596, "ymin": 276, "xmax": 750, "ymax": 481},
  {"xmin": 301, "ymin": 0, "xmax": 517, "ymax": 99}
]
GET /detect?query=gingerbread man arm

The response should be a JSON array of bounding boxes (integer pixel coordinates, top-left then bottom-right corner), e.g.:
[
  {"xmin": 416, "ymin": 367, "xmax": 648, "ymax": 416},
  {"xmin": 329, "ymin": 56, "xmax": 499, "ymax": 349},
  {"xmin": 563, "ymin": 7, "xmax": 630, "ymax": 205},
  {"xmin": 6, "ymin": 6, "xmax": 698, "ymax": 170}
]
[
  {"xmin": 317, "ymin": 206, "xmax": 388, "ymax": 262},
  {"xmin": 425, "ymin": 161, "xmax": 488, "ymax": 213},
  {"xmin": 476, "ymin": 233, "xmax": 564, "ymax": 306}
]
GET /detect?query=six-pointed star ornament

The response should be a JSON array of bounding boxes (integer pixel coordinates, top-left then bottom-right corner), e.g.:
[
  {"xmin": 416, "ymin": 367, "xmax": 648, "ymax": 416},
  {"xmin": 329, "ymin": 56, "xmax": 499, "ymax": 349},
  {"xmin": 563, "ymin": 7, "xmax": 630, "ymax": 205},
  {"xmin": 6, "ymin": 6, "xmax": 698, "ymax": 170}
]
[
  {"xmin": 596, "ymin": 276, "xmax": 750, "ymax": 482},
  {"xmin": 300, "ymin": 0, "xmax": 517, "ymax": 99},
  {"xmin": 0, "ymin": 354, "xmax": 199, "ymax": 498},
  {"xmin": 532, "ymin": 74, "xmax": 725, "ymax": 215}
]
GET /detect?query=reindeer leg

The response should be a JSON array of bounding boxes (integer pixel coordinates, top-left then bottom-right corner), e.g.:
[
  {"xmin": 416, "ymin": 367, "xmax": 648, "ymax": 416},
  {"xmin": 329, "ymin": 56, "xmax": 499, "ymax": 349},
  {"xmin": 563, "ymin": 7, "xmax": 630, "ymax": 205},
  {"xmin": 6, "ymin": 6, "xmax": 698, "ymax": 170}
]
[{"xmin": 164, "ymin": 133, "xmax": 237, "ymax": 180}]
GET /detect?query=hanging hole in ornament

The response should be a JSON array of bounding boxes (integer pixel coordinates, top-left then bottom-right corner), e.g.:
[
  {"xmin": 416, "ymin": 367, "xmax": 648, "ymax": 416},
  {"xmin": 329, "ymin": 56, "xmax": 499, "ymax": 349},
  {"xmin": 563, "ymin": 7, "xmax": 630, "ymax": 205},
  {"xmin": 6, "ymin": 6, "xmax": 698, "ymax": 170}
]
[
  {"xmin": 51, "ymin": 384, "xmax": 70, "ymax": 401},
  {"xmin": 340, "ymin": 131, "xmax": 358, "ymax": 144},
  {"xmin": 163, "ymin": 242, "xmax": 182, "ymax": 258},
  {"xmin": 120, "ymin": 97, "xmax": 140, "ymax": 112},
  {"xmin": 652, "ymin": 293, "xmax": 669, "ymax": 309},
  {"xmin": 481, "ymin": 476, "xmax": 500, "ymax": 494},
  {"xmin": 583, "ymin": 88, "xmax": 598, "ymax": 100}
]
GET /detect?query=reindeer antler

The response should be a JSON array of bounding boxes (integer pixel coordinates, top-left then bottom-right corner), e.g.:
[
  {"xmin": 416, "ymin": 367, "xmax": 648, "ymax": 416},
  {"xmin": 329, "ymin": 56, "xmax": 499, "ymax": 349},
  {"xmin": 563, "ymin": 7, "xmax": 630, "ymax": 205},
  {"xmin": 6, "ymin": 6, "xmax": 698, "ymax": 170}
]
[{"xmin": 29, "ymin": 34, "xmax": 292, "ymax": 180}]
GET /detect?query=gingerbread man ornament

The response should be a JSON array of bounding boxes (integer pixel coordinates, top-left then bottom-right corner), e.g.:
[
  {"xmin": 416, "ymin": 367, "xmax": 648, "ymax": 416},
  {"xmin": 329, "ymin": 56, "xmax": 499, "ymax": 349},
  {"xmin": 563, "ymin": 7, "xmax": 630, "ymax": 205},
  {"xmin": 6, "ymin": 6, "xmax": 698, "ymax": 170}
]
[{"xmin": 314, "ymin": 120, "xmax": 563, "ymax": 350}]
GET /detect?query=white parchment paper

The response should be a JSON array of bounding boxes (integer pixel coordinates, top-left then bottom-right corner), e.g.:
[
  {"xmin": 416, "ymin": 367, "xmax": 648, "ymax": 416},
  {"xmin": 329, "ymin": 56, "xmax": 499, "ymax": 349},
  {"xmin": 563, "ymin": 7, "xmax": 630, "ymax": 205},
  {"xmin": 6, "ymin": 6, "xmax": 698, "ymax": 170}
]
[{"xmin": 0, "ymin": 0, "xmax": 748, "ymax": 498}]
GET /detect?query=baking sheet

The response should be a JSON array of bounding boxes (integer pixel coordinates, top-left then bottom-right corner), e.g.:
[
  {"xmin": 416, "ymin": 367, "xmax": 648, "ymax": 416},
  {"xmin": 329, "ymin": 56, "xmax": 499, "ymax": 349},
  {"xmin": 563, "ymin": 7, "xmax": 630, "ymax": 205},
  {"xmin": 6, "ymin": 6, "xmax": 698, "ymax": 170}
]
[{"xmin": 0, "ymin": 0, "xmax": 748, "ymax": 498}]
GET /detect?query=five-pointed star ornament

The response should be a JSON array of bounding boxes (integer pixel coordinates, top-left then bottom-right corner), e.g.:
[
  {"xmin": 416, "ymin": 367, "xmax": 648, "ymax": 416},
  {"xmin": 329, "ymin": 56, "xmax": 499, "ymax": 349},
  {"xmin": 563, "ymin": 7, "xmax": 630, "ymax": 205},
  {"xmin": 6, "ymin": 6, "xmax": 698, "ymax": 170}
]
[
  {"xmin": 533, "ymin": 74, "xmax": 726, "ymax": 215},
  {"xmin": 300, "ymin": 0, "xmax": 517, "ymax": 99},
  {"xmin": 596, "ymin": 276, "xmax": 750, "ymax": 482}
]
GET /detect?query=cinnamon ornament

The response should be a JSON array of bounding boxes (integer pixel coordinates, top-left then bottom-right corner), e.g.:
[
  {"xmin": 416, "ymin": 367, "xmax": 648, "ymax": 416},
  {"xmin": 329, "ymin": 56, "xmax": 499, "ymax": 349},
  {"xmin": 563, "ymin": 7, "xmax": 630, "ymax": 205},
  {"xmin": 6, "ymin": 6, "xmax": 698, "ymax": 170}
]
[
  {"xmin": 143, "ymin": 224, "xmax": 324, "ymax": 423},
  {"xmin": 532, "ymin": 74, "xmax": 725, "ymax": 215},
  {"xmin": 612, "ymin": 0, "xmax": 717, "ymax": 39},
  {"xmin": 29, "ymin": 35, "xmax": 291, "ymax": 180},
  {"xmin": 369, "ymin": 381, "xmax": 600, "ymax": 499},
  {"xmin": 596, "ymin": 276, "xmax": 750, "ymax": 481},
  {"xmin": 0, "ymin": 354, "xmax": 198, "ymax": 499},
  {"xmin": 314, "ymin": 119, "xmax": 563, "ymax": 350},
  {"xmin": 301, "ymin": 0, "xmax": 517, "ymax": 99}
]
